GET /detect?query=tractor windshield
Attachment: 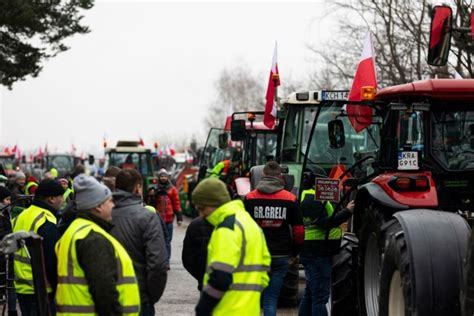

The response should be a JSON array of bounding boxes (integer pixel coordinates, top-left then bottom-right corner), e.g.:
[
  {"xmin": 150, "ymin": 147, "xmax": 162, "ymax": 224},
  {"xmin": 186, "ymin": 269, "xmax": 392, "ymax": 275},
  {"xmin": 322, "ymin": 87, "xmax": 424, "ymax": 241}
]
[
  {"xmin": 306, "ymin": 102, "xmax": 379, "ymax": 170},
  {"xmin": 432, "ymin": 110, "xmax": 474, "ymax": 170},
  {"xmin": 108, "ymin": 152, "xmax": 153, "ymax": 176},
  {"xmin": 243, "ymin": 131, "xmax": 278, "ymax": 168},
  {"xmin": 281, "ymin": 106, "xmax": 318, "ymax": 163},
  {"xmin": 47, "ymin": 155, "xmax": 74, "ymax": 171}
]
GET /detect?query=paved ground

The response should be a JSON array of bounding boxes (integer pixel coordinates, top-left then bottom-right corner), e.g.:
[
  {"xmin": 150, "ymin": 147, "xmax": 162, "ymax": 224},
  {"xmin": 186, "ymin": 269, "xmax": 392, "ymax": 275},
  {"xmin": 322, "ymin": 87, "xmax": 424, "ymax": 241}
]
[{"xmin": 156, "ymin": 217, "xmax": 300, "ymax": 315}]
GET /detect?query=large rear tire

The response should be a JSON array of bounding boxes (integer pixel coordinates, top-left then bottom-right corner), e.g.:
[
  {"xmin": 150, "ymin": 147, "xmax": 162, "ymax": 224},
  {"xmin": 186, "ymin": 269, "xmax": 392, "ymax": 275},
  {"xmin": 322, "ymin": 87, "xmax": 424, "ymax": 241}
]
[
  {"xmin": 462, "ymin": 224, "xmax": 474, "ymax": 316},
  {"xmin": 331, "ymin": 232, "xmax": 359, "ymax": 315},
  {"xmin": 379, "ymin": 210, "xmax": 469, "ymax": 316},
  {"xmin": 357, "ymin": 202, "xmax": 395, "ymax": 316}
]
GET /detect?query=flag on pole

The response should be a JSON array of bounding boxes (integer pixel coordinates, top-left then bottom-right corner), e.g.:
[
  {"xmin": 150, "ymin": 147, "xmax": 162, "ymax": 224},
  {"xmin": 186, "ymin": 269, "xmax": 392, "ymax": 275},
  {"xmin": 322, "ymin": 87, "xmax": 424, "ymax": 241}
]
[
  {"xmin": 224, "ymin": 104, "xmax": 234, "ymax": 131},
  {"xmin": 263, "ymin": 42, "xmax": 280, "ymax": 129},
  {"xmin": 139, "ymin": 137, "xmax": 145, "ymax": 146},
  {"xmin": 347, "ymin": 32, "xmax": 377, "ymax": 133}
]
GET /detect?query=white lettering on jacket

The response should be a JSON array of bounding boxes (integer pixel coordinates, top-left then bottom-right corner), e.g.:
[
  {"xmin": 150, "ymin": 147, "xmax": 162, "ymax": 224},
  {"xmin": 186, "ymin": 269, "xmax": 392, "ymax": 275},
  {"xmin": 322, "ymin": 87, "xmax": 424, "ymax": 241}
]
[{"xmin": 253, "ymin": 206, "xmax": 287, "ymax": 219}]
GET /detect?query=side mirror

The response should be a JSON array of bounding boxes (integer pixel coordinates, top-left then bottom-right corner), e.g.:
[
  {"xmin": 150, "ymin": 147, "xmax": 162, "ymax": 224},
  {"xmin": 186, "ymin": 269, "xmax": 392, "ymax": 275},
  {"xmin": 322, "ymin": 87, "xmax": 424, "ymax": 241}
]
[
  {"xmin": 328, "ymin": 119, "xmax": 345, "ymax": 149},
  {"xmin": 230, "ymin": 120, "xmax": 246, "ymax": 141},
  {"xmin": 218, "ymin": 133, "xmax": 228, "ymax": 149},
  {"xmin": 428, "ymin": 5, "xmax": 453, "ymax": 66},
  {"xmin": 198, "ymin": 165, "xmax": 207, "ymax": 181}
]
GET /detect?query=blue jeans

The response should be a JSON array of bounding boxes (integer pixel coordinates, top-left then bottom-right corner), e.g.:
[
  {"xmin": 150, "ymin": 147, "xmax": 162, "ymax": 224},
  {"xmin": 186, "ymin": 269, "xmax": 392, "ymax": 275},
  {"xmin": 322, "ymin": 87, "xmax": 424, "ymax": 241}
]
[
  {"xmin": 141, "ymin": 302, "xmax": 155, "ymax": 316},
  {"xmin": 298, "ymin": 256, "xmax": 332, "ymax": 316},
  {"xmin": 263, "ymin": 256, "xmax": 290, "ymax": 316},
  {"xmin": 165, "ymin": 222, "xmax": 174, "ymax": 261}
]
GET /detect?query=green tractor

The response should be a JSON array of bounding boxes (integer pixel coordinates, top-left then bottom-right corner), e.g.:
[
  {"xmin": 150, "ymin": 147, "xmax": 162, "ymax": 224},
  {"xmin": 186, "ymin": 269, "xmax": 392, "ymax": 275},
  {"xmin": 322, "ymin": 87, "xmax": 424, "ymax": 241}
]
[{"xmin": 104, "ymin": 140, "xmax": 158, "ymax": 194}]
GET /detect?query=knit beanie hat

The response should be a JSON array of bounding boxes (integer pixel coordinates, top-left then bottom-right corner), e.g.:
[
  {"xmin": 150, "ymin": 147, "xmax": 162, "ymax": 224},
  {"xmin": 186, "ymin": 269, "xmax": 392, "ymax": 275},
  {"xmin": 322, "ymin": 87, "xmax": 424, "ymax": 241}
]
[
  {"xmin": 15, "ymin": 172, "xmax": 26, "ymax": 180},
  {"xmin": 36, "ymin": 179, "xmax": 65, "ymax": 197},
  {"xmin": 158, "ymin": 168, "xmax": 169, "ymax": 177},
  {"xmin": 0, "ymin": 187, "xmax": 11, "ymax": 201},
  {"xmin": 192, "ymin": 178, "xmax": 230, "ymax": 207},
  {"xmin": 74, "ymin": 174, "xmax": 112, "ymax": 210}
]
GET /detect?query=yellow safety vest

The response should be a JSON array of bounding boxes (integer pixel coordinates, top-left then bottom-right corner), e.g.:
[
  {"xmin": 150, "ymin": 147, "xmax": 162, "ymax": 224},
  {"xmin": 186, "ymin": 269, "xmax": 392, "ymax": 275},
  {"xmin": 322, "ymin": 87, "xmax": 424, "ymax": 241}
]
[
  {"xmin": 55, "ymin": 217, "xmax": 140, "ymax": 315},
  {"xmin": 12, "ymin": 204, "xmax": 57, "ymax": 294},
  {"xmin": 300, "ymin": 189, "xmax": 341, "ymax": 241},
  {"xmin": 63, "ymin": 188, "xmax": 72, "ymax": 202},
  {"xmin": 203, "ymin": 200, "xmax": 271, "ymax": 316},
  {"xmin": 25, "ymin": 181, "xmax": 38, "ymax": 196}
]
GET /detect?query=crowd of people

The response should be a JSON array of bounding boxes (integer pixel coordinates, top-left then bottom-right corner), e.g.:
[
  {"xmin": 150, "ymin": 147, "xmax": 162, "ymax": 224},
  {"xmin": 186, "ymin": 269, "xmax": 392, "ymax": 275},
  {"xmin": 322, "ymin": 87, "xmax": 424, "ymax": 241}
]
[{"xmin": 0, "ymin": 158, "xmax": 353, "ymax": 316}]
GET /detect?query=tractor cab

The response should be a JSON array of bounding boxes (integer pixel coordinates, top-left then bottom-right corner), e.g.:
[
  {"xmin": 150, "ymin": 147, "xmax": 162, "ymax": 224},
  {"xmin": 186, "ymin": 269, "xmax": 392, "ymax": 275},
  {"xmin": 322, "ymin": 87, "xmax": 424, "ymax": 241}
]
[
  {"xmin": 197, "ymin": 128, "xmax": 234, "ymax": 181},
  {"xmin": 280, "ymin": 90, "xmax": 380, "ymax": 196},
  {"xmin": 230, "ymin": 111, "xmax": 278, "ymax": 170},
  {"xmin": 43, "ymin": 154, "xmax": 76, "ymax": 178},
  {"xmin": 373, "ymin": 79, "xmax": 474, "ymax": 214},
  {"xmin": 104, "ymin": 140, "xmax": 158, "ymax": 193}
]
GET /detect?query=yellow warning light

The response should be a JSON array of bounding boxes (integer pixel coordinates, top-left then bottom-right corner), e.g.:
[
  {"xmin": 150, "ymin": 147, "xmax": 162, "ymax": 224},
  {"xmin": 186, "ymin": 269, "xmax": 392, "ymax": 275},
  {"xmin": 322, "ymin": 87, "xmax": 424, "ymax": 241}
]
[
  {"xmin": 361, "ymin": 86, "xmax": 376, "ymax": 101},
  {"xmin": 247, "ymin": 113, "xmax": 256, "ymax": 122}
]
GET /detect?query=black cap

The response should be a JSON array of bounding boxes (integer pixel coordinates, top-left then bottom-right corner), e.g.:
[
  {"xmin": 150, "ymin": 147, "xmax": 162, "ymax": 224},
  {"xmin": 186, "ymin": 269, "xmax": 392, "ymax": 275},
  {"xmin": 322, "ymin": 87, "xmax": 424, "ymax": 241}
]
[
  {"xmin": 0, "ymin": 186, "xmax": 11, "ymax": 201},
  {"xmin": 36, "ymin": 180, "xmax": 65, "ymax": 197}
]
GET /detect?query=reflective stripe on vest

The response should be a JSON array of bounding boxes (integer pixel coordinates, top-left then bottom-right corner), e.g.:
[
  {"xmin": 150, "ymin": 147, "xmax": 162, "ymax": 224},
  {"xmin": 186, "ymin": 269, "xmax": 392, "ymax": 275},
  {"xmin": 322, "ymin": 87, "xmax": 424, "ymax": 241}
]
[
  {"xmin": 301, "ymin": 189, "xmax": 341, "ymax": 241},
  {"xmin": 12, "ymin": 205, "xmax": 57, "ymax": 294},
  {"xmin": 55, "ymin": 217, "xmax": 140, "ymax": 315}
]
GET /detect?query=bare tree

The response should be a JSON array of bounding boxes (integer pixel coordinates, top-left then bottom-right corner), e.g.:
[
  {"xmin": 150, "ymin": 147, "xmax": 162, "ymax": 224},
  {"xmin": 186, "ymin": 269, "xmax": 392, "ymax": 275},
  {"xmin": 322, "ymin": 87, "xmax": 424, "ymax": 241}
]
[
  {"xmin": 308, "ymin": 0, "xmax": 472, "ymax": 88},
  {"xmin": 205, "ymin": 64, "xmax": 264, "ymax": 129}
]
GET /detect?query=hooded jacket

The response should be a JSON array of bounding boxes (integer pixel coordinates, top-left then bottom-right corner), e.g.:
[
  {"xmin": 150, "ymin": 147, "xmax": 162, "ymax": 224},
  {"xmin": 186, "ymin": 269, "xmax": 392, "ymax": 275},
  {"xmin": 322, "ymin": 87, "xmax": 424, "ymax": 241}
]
[
  {"xmin": 111, "ymin": 190, "xmax": 168, "ymax": 304},
  {"xmin": 244, "ymin": 176, "xmax": 304, "ymax": 257}
]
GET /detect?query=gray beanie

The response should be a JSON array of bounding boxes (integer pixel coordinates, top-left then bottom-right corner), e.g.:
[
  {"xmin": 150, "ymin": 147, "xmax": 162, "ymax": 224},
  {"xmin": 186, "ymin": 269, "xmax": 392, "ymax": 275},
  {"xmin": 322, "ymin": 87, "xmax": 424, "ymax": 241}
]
[
  {"xmin": 74, "ymin": 174, "xmax": 112, "ymax": 210},
  {"xmin": 15, "ymin": 171, "xmax": 26, "ymax": 180}
]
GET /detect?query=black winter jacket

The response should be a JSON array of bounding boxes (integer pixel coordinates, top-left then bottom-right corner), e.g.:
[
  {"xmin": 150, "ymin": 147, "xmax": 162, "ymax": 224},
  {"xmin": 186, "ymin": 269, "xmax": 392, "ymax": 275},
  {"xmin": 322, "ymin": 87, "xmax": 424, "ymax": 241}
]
[
  {"xmin": 182, "ymin": 217, "xmax": 213, "ymax": 291},
  {"xmin": 111, "ymin": 190, "xmax": 168, "ymax": 304}
]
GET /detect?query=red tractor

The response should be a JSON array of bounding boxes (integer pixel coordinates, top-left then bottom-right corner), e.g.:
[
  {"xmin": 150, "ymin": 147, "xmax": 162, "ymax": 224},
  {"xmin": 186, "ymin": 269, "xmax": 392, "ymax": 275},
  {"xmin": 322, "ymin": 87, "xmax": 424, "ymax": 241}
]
[{"xmin": 300, "ymin": 79, "xmax": 474, "ymax": 315}]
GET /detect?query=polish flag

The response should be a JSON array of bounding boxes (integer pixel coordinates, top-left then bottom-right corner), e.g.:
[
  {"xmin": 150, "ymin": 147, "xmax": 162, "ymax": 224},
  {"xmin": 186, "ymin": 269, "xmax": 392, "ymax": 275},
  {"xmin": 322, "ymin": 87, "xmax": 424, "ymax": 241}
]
[
  {"xmin": 139, "ymin": 137, "xmax": 145, "ymax": 146},
  {"xmin": 11, "ymin": 145, "xmax": 17, "ymax": 153},
  {"xmin": 263, "ymin": 42, "xmax": 280, "ymax": 129},
  {"xmin": 347, "ymin": 32, "xmax": 377, "ymax": 133},
  {"xmin": 224, "ymin": 104, "xmax": 234, "ymax": 131}
]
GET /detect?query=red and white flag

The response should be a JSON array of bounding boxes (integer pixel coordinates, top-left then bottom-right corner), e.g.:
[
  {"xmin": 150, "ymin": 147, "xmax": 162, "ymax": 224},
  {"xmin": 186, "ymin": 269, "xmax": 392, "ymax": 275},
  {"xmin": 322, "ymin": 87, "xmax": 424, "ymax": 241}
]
[
  {"xmin": 224, "ymin": 104, "xmax": 234, "ymax": 131},
  {"xmin": 139, "ymin": 137, "xmax": 145, "ymax": 146},
  {"xmin": 263, "ymin": 42, "xmax": 280, "ymax": 129},
  {"xmin": 347, "ymin": 32, "xmax": 377, "ymax": 133}
]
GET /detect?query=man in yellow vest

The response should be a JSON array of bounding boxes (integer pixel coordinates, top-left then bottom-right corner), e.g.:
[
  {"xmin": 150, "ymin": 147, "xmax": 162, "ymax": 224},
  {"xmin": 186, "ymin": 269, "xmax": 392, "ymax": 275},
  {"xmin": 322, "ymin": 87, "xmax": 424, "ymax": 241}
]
[
  {"xmin": 55, "ymin": 174, "xmax": 140, "ymax": 315},
  {"xmin": 192, "ymin": 178, "xmax": 271, "ymax": 316},
  {"xmin": 298, "ymin": 169, "xmax": 354, "ymax": 316},
  {"xmin": 12, "ymin": 179, "xmax": 65, "ymax": 315}
]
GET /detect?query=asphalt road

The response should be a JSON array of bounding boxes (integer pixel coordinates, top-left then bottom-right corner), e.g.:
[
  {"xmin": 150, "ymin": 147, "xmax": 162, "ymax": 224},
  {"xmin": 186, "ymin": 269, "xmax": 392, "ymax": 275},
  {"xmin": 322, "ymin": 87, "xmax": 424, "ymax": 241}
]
[{"xmin": 155, "ymin": 217, "xmax": 300, "ymax": 316}]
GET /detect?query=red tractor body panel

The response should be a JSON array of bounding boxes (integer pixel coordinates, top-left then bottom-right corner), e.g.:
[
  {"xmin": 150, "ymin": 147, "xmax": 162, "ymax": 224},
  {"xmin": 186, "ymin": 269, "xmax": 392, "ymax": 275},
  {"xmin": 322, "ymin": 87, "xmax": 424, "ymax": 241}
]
[
  {"xmin": 376, "ymin": 79, "xmax": 474, "ymax": 101},
  {"xmin": 372, "ymin": 171, "xmax": 438, "ymax": 208}
]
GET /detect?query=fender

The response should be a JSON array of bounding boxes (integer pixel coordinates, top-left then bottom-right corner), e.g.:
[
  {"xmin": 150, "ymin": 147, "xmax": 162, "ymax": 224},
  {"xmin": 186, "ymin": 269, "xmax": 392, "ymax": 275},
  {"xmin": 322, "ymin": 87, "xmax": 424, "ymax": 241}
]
[
  {"xmin": 372, "ymin": 171, "xmax": 438, "ymax": 208},
  {"xmin": 358, "ymin": 182, "xmax": 409, "ymax": 210},
  {"xmin": 393, "ymin": 210, "xmax": 470, "ymax": 315}
]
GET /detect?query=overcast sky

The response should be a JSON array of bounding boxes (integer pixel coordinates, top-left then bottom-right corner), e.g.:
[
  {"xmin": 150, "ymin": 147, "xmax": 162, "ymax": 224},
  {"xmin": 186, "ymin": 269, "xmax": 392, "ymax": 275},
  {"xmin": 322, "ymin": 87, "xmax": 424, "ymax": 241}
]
[{"xmin": 1, "ymin": 1, "xmax": 339, "ymax": 155}]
